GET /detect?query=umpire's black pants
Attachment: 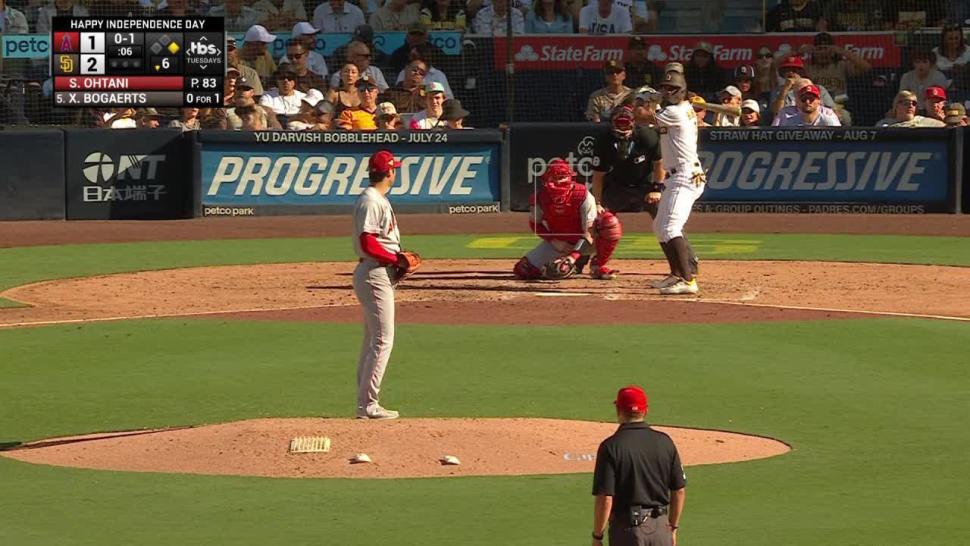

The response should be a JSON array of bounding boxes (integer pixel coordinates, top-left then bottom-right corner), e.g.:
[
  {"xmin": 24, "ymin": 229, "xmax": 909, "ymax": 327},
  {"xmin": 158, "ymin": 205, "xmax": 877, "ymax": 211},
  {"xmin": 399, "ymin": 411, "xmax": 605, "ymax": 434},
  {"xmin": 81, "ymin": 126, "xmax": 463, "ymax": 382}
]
[{"xmin": 609, "ymin": 513, "xmax": 674, "ymax": 546}]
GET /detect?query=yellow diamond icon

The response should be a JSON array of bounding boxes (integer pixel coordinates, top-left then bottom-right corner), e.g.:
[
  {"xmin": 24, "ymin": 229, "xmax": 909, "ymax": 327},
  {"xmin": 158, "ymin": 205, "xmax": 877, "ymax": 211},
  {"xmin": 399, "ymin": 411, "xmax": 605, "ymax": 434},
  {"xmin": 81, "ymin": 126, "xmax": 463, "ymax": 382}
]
[
  {"xmin": 167, "ymin": 42, "xmax": 180, "ymax": 54},
  {"xmin": 154, "ymin": 65, "xmax": 160, "ymax": 71}
]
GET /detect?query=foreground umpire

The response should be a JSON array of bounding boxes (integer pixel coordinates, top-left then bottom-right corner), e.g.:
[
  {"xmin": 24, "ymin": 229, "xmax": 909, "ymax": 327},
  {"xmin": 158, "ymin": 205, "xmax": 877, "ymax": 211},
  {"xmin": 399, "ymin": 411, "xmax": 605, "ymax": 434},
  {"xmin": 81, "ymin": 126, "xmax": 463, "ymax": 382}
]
[{"xmin": 591, "ymin": 386, "xmax": 686, "ymax": 546}]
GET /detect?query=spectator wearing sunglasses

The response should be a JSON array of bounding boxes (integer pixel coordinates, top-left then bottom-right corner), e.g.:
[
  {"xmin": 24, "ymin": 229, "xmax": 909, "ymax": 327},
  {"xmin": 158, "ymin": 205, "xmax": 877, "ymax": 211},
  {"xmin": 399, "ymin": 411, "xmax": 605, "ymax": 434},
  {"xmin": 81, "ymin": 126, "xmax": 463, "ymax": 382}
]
[
  {"xmin": 337, "ymin": 76, "xmax": 381, "ymax": 130},
  {"xmin": 876, "ymin": 90, "xmax": 945, "ymax": 127},
  {"xmin": 753, "ymin": 46, "xmax": 776, "ymax": 98},
  {"xmin": 393, "ymin": 43, "xmax": 453, "ymax": 99},
  {"xmin": 279, "ymin": 22, "xmax": 330, "ymax": 78},
  {"xmin": 284, "ymin": 40, "xmax": 329, "ymax": 93},
  {"xmin": 381, "ymin": 59, "xmax": 429, "ymax": 114},
  {"xmin": 260, "ymin": 65, "xmax": 307, "ymax": 116},
  {"xmin": 772, "ymin": 83, "xmax": 841, "ymax": 126}
]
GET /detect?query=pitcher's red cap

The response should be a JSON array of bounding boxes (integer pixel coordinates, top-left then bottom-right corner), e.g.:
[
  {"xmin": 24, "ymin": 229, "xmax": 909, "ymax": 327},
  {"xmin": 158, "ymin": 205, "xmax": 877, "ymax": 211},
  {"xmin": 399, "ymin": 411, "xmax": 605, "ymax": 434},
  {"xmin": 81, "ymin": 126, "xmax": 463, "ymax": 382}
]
[
  {"xmin": 615, "ymin": 385, "xmax": 648, "ymax": 413},
  {"xmin": 368, "ymin": 150, "xmax": 401, "ymax": 173}
]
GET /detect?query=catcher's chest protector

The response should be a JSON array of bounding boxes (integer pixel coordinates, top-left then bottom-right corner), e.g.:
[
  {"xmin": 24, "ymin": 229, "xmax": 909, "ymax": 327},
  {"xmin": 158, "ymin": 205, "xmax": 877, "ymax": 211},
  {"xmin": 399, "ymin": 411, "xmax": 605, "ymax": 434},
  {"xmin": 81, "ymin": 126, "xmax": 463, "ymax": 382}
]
[{"xmin": 539, "ymin": 182, "xmax": 588, "ymax": 236}]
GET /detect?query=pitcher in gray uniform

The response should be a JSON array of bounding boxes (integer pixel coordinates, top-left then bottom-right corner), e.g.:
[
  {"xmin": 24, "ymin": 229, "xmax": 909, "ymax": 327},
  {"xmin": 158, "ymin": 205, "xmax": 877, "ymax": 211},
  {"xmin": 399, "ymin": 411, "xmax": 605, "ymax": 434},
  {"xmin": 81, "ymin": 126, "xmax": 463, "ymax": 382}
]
[{"xmin": 352, "ymin": 150, "xmax": 406, "ymax": 420}]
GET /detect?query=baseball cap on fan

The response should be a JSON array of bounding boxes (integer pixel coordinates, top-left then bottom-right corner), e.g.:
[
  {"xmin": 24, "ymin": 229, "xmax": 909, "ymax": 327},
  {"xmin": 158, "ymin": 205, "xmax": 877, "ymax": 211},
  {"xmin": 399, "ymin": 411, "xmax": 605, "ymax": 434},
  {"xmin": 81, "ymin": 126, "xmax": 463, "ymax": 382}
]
[
  {"xmin": 292, "ymin": 22, "xmax": 320, "ymax": 38},
  {"xmin": 368, "ymin": 150, "xmax": 401, "ymax": 173},
  {"xmin": 614, "ymin": 385, "xmax": 648, "ymax": 413},
  {"xmin": 244, "ymin": 25, "xmax": 276, "ymax": 43},
  {"xmin": 925, "ymin": 86, "xmax": 947, "ymax": 101},
  {"xmin": 798, "ymin": 84, "xmax": 821, "ymax": 99},
  {"xmin": 741, "ymin": 99, "xmax": 760, "ymax": 113}
]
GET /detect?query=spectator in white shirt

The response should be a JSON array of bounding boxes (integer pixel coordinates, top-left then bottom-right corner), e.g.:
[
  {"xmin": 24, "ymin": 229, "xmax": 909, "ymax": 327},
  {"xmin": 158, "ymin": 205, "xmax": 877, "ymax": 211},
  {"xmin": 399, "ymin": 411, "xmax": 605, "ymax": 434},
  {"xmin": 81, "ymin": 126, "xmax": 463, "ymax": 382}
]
[
  {"xmin": 36, "ymin": 0, "xmax": 88, "ymax": 34},
  {"xmin": 260, "ymin": 66, "xmax": 308, "ymax": 116},
  {"xmin": 874, "ymin": 90, "xmax": 945, "ymax": 127},
  {"xmin": 578, "ymin": 0, "xmax": 632, "ymax": 34},
  {"xmin": 329, "ymin": 40, "xmax": 390, "ymax": 92},
  {"xmin": 772, "ymin": 84, "xmax": 841, "ymax": 126},
  {"xmin": 313, "ymin": 0, "xmax": 366, "ymax": 33},
  {"xmin": 934, "ymin": 24, "xmax": 970, "ymax": 74},
  {"xmin": 409, "ymin": 81, "xmax": 447, "ymax": 129},
  {"xmin": 279, "ymin": 22, "xmax": 329, "ymax": 78},
  {"xmin": 471, "ymin": 0, "xmax": 525, "ymax": 35}
]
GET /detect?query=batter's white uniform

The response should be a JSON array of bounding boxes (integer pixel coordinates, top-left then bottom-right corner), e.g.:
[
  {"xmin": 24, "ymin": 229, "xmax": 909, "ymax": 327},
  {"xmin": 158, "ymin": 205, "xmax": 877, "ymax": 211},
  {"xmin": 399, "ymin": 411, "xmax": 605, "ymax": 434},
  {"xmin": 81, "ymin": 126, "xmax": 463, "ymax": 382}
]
[
  {"xmin": 352, "ymin": 186, "xmax": 400, "ymax": 416},
  {"xmin": 654, "ymin": 101, "xmax": 705, "ymax": 243},
  {"xmin": 524, "ymin": 193, "xmax": 598, "ymax": 268}
]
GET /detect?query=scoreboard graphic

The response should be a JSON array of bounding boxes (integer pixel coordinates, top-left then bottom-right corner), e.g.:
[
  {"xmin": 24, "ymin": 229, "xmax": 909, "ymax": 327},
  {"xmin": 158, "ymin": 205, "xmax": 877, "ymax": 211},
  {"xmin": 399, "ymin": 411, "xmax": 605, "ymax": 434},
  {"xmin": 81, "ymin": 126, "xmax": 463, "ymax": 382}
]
[{"xmin": 51, "ymin": 17, "xmax": 225, "ymax": 107}]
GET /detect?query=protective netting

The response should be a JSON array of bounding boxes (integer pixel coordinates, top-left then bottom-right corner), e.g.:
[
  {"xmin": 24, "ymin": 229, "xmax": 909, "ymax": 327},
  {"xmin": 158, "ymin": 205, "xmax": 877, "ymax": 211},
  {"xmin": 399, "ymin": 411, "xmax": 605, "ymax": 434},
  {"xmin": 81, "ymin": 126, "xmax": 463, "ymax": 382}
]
[{"xmin": 0, "ymin": 0, "xmax": 966, "ymax": 127}]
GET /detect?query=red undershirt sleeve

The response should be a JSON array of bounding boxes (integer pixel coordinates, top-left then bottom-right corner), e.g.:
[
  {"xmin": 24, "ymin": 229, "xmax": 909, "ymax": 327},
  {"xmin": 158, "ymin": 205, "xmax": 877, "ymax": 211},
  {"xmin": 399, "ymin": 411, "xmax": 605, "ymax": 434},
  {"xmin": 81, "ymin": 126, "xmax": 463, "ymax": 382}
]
[{"xmin": 359, "ymin": 233, "xmax": 399, "ymax": 265}]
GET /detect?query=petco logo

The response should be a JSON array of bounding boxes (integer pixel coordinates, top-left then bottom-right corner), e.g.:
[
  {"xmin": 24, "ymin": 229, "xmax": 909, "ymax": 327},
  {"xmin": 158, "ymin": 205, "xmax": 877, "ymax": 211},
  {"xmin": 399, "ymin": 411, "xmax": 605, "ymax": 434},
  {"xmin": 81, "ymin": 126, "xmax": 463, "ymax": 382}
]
[
  {"xmin": 527, "ymin": 134, "xmax": 601, "ymax": 185},
  {"xmin": 82, "ymin": 152, "xmax": 166, "ymax": 184}
]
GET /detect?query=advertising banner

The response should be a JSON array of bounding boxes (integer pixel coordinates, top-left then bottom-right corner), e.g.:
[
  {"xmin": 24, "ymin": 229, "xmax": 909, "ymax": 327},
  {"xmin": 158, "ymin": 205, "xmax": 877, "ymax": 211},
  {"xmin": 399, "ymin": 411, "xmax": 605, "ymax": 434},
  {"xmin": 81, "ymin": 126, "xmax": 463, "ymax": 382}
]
[
  {"xmin": 64, "ymin": 129, "xmax": 190, "ymax": 219},
  {"xmin": 0, "ymin": 130, "xmax": 65, "ymax": 220},
  {"xmin": 495, "ymin": 32, "xmax": 901, "ymax": 70},
  {"xmin": 508, "ymin": 124, "xmax": 956, "ymax": 213},
  {"xmin": 697, "ymin": 128, "xmax": 954, "ymax": 213},
  {"xmin": 197, "ymin": 130, "xmax": 501, "ymax": 215},
  {"xmin": 2, "ymin": 34, "xmax": 50, "ymax": 59}
]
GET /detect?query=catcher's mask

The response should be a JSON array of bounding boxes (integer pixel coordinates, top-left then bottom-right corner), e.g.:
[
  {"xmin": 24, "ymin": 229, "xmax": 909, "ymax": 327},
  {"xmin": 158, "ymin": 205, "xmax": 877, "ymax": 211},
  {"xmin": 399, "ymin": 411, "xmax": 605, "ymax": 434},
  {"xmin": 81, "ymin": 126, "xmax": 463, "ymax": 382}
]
[
  {"xmin": 658, "ymin": 72, "xmax": 688, "ymax": 105},
  {"xmin": 541, "ymin": 158, "xmax": 574, "ymax": 186}
]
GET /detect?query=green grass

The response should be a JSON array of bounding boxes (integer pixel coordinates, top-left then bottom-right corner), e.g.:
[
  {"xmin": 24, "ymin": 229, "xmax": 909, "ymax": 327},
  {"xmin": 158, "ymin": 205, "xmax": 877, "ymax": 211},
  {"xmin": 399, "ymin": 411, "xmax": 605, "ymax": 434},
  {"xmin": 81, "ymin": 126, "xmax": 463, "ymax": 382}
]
[{"xmin": 1, "ymin": 318, "xmax": 969, "ymax": 545}]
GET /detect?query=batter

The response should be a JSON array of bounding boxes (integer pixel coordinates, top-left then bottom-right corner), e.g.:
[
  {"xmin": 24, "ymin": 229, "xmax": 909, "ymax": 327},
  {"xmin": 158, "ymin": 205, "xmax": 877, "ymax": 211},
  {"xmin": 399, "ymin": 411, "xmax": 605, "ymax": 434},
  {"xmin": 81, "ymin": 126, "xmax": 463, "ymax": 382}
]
[
  {"xmin": 651, "ymin": 72, "xmax": 705, "ymax": 295},
  {"xmin": 352, "ymin": 150, "xmax": 406, "ymax": 420}
]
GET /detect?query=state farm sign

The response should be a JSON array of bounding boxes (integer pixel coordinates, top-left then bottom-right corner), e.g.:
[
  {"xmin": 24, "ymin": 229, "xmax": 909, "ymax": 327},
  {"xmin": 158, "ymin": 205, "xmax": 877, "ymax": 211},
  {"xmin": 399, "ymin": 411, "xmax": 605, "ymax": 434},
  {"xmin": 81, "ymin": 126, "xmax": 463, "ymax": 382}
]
[{"xmin": 495, "ymin": 32, "xmax": 900, "ymax": 71}]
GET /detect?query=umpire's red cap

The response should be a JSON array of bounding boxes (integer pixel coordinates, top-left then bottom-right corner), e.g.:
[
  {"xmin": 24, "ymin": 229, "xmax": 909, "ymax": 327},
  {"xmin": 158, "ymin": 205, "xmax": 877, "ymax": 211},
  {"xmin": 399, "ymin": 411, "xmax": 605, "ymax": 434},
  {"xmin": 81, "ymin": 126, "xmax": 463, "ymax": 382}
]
[
  {"xmin": 615, "ymin": 385, "xmax": 648, "ymax": 413},
  {"xmin": 369, "ymin": 150, "xmax": 401, "ymax": 173}
]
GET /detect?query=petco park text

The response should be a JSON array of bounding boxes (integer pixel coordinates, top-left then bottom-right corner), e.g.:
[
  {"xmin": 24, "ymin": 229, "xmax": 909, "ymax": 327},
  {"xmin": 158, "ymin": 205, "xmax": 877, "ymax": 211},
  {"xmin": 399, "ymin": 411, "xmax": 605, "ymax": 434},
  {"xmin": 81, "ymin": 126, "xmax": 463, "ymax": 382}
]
[{"xmin": 208, "ymin": 155, "xmax": 485, "ymax": 196}]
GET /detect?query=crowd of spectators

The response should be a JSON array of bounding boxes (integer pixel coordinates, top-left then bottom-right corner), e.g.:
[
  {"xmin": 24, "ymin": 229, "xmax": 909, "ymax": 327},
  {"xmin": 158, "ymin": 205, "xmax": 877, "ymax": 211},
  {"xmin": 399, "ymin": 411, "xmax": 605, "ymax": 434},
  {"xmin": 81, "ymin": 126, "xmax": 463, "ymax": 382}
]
[{"xmin": 4, "ymin": 0, "xmax": 970, "ymax": 128}]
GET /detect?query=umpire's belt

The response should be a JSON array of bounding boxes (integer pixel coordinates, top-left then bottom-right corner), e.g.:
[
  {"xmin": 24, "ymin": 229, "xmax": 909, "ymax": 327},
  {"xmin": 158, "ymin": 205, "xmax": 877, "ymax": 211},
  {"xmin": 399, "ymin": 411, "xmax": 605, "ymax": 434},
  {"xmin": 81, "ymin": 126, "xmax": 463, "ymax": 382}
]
[{"xmin": 632, "ymin": 506, "xmax": 668, "ymax": 518}]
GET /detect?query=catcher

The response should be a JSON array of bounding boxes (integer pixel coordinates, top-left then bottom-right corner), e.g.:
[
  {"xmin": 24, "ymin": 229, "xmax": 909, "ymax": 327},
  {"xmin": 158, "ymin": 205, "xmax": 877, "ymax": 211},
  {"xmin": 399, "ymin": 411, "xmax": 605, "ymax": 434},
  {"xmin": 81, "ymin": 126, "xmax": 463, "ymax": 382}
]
[
  {"xmin": 513, "ymin": 159, "xmax": 622, "ymax": 280},
  {"xmin": 351, "ymin": 149, "xmax": 421, "ymax": 420}
]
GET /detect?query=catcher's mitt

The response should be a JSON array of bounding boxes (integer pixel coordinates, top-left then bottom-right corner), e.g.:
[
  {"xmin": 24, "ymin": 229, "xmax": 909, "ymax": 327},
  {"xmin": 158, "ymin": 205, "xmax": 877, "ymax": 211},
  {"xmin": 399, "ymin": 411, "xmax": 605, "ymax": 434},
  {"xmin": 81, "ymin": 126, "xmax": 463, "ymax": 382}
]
[
  {"xmin": 543, "ymin": 255, "xmax": 577, "ymax": 280},
  {"xmin": 394, "ymin": 250, "xmax": 422, "ymax": 281}
]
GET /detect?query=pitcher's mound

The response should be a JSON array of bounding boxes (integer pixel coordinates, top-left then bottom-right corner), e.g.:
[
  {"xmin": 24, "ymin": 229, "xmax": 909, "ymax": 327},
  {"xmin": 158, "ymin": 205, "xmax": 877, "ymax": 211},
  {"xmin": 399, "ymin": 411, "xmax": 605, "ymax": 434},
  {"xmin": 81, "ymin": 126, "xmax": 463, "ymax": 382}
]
[{"xmin": 3, "ymin": 418, "xmax": 790, "ymax": 479}]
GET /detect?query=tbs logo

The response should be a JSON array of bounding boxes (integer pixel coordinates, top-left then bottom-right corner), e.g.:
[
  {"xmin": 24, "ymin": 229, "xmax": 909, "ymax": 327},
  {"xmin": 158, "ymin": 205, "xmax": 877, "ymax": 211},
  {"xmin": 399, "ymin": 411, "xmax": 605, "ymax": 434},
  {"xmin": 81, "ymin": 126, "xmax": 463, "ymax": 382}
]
[{"xmin": 187, "ymin": 37, "xmax": 221, "ymax": 56}]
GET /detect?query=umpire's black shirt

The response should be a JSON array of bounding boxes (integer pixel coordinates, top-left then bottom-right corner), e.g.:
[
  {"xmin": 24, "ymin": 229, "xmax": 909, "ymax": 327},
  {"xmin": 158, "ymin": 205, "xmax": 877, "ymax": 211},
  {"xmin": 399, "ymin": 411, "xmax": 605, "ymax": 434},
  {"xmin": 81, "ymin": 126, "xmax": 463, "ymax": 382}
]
[
  {"xmin": 592, "ymin": 126, "xmax": 663, "ymax": 190},
  {"xmin": 592, "ymin": 422, "xmax": 687, "ymax": 516}
]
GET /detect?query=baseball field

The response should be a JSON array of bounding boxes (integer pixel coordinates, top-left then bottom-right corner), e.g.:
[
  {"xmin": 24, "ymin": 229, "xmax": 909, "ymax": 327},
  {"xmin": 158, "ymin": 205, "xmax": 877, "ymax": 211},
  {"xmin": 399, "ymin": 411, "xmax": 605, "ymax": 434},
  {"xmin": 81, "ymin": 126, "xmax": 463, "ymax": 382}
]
[{"xmin": 1, "ymin": 213, "xmax": 969, "ymax": 545}]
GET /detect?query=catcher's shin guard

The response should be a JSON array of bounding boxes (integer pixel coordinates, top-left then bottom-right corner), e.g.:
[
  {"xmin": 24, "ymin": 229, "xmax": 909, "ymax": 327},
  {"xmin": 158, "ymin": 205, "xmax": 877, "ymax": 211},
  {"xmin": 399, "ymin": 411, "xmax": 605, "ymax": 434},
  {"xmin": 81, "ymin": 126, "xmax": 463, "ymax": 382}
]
[
  {"xmin": 592, "ymin": 211, "xmax": 622, "ymax": 269},
  {"xmin": 513, "ymin": 257, "xmax": 543, "ymax": 280}
]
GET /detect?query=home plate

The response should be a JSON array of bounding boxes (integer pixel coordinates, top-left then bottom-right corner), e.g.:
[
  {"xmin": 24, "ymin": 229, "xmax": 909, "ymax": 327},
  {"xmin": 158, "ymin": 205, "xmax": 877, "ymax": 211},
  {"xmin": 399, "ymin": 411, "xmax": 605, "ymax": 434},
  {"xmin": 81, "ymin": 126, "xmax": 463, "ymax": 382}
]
[{"xmin": 533, "ymin": 292, "xmax": 592, "ymax": 297}]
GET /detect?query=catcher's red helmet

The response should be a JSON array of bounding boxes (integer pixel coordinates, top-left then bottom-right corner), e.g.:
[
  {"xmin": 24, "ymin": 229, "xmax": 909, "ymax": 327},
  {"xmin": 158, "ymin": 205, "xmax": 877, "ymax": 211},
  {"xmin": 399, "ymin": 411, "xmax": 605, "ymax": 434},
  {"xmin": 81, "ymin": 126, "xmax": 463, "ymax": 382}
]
[{"xmin": 542, "ymin": 158, "xmax": 574, "ymax": 185}]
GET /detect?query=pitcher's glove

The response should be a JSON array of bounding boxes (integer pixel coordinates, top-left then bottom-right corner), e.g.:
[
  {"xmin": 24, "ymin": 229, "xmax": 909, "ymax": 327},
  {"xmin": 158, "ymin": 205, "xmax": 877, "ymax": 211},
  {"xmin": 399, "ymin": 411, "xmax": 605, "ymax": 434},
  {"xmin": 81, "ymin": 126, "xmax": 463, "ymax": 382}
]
[
  {"xmin": 394, "ymin": 250, "xmax": 422, "ymax": 282},
  {"xmin": 543, "ymin": 254, "xmax": 578, "ymax": 280}
]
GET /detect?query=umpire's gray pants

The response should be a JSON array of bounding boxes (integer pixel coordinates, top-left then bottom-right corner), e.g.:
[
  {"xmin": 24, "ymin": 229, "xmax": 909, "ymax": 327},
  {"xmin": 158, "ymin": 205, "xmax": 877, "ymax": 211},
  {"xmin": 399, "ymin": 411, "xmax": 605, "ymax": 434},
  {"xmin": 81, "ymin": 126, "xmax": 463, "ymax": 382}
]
[
  {"xmin": 609, "ymin": 514, "xmax": 673, "ymax": 546},
  {"xmin": 353, "ymin": 260, "xmax": 395, "ymax": 412}
]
